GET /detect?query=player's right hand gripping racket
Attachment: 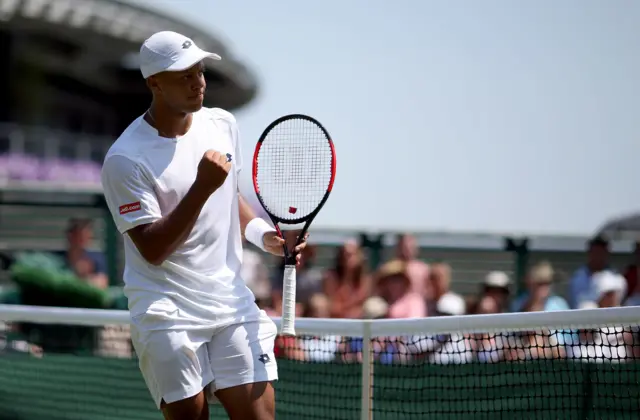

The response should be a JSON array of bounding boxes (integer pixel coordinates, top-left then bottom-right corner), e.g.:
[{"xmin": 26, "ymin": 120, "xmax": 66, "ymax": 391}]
[{"xmin": 253, "ymin": 114, "xmax": 336, "ymax": 336}]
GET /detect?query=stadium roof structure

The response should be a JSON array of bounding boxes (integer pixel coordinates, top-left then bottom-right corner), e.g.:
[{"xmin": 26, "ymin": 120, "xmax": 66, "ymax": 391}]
[
  {"xmin": 597, "ymin": 212, "xmax": 640, "ymax": 242},
  {"xmin": 0, "ymin": 0, "xmax": 258, "ymax": 110}
]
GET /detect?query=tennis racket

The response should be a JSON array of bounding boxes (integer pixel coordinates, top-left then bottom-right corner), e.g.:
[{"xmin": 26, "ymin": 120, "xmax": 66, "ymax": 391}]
[{"xmin": 252, "ymin": 114, "xmax": 337, "ymax": 336}]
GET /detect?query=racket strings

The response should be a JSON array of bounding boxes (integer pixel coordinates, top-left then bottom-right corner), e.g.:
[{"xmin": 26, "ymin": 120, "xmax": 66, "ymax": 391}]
[{"xmin": 255, "ymin": 118, "xmax": 333, "ymax": 221}]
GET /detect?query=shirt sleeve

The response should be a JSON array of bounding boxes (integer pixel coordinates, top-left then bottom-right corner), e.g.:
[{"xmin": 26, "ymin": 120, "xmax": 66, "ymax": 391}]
[{"xmin": 101, "ymin": 155, "xmax": 162, "ymax": 234}]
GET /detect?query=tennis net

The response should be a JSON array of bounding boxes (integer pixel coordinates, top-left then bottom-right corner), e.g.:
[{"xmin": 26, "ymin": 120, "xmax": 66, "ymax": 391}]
[{"xmin": 0, "ymin": 304, "xmax": 639, "ymax": 419}]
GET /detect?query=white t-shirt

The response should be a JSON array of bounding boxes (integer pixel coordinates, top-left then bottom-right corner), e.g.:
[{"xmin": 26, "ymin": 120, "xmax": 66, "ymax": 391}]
[{"xmin": 101, "ymin": 107, "xmax": 259, "ymax": 331}]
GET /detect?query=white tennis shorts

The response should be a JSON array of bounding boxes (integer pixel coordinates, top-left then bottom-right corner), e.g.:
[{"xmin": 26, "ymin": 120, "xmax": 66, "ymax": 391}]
[{"xmin": 130, "ymin": 311, "xmax": 278, "ymax": 408}]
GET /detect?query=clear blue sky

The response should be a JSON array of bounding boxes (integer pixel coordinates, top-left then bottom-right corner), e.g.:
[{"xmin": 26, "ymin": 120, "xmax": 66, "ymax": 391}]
[{"xmin": 128, "ymin": 0, "xmax": 640, "ymax": 236}]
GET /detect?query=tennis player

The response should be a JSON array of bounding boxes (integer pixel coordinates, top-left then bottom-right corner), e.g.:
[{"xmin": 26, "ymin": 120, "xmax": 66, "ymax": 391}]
[{"xmin": 101, "ymin": 31, "xmax": 305, "ymax": 420}]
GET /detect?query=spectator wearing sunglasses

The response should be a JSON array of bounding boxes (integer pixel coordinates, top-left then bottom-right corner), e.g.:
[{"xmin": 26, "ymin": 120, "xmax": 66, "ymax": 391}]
[{"xmin": 510, "ymin": 261, "xmax": 569, "ymax": 313}]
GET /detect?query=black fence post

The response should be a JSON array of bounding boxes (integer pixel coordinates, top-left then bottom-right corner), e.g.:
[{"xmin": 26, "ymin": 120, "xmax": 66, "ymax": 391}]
[
  {"xmin": 360, "ymin": 233, "xmax": 385, "ymax": 271},
  {"xmin": 505, "ymin": 237, "xmax": 529, "ymax": 296}
]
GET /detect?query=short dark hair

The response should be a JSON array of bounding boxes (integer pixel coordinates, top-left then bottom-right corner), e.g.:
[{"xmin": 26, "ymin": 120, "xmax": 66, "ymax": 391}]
[{"xmin": 587, "ymin": 235, "xmax": 609, "ymax": 248}]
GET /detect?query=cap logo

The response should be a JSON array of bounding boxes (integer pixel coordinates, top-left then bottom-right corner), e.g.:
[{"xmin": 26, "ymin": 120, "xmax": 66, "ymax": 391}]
[{"xmin": 182, "ymin": 40, "xmax": 192, "ymax": 49}]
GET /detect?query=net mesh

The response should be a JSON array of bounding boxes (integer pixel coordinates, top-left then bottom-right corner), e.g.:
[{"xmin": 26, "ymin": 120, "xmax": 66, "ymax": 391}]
[
  {"xmin": 0, "ymin": 307, "xmax": 639, "ymax": 420},
  {"xmin": 254, "ymin": 117, "xmax": 334, "ymax": 221}
]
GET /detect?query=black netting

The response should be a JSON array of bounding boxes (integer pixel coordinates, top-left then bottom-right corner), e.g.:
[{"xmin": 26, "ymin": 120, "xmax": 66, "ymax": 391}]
[{"xmin": 1, "ymin": 319, "xmax": 639, "ymax": 419}]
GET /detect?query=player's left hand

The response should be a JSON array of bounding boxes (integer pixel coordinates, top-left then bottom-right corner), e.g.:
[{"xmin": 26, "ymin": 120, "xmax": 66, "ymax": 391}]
[{"xmin": 262, "ymin": 231, "xmax": 309, "ymax": 266}]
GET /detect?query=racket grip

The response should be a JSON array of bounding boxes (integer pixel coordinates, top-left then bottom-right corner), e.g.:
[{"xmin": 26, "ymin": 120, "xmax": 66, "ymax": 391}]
[{"xmin": 280, "ymin": 264, "xmax": 297, "ymax": 336}]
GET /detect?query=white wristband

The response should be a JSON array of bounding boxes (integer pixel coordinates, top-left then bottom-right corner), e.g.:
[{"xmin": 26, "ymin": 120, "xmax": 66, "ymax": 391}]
[{"xmin": 245, "ymin": 218, "xmax": 276, "ymax": 252}]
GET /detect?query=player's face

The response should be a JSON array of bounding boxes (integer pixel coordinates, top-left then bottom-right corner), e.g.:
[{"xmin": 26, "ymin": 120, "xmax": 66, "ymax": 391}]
[{"xmin": 152, "ymin": 62, "xmax": 206, "ymax": 113}]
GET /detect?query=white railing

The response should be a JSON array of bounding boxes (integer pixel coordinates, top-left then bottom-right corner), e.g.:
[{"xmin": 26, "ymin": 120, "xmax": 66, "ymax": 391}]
[{"xmin": 1, "ymin": 304, "xmax": 640, "ymax": 420}]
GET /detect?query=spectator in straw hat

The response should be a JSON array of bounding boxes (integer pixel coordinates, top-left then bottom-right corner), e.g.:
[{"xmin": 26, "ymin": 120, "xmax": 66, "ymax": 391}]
[
  {"xmin": 510, "ymin": 261, "xmax": 569, "ymax": 313},
  {"xmin": 376, "ymin": 259, "xmax": 426, "ymax": 319}
]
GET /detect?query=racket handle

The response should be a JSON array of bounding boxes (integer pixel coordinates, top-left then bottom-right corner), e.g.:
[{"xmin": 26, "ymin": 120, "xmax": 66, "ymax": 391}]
[{"xmin": 280, "ymin": 264, "xmax": 297, "ymax": 336}]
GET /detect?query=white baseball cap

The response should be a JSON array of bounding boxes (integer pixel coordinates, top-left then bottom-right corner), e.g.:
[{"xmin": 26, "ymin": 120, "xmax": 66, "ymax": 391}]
[
  {"xmin": 139, "ymin": 31, "xmax": 221, "ymax": 79},
  {"xmin": 591, "ymin": 270, "xmax": 627, "ymax": 302},
  {"xmin": 483, "ymin": 271, "xmax": 511, "ymax": 289},
  {"xmin": 436, "ymin": 292, "xmax": 466, "ymax": 316}
]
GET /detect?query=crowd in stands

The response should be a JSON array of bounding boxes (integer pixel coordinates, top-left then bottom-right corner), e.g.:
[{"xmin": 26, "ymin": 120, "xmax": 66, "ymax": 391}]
[
  {"xmin": 0, "ymin": 153, "xmax": 102, "ymax": 184},
  {"xmin": 241, "ymin": 233, "xmax": 640, "ymax": 365},
  {"xmin": 1, "ymin": 220, "xmax": 639, "ymax": 364}
]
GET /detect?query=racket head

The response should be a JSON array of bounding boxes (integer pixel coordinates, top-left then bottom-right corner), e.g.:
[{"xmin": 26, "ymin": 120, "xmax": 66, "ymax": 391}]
[{"xmin": 252, "ymin": 114, "xmax": 336, "ymax": 226}]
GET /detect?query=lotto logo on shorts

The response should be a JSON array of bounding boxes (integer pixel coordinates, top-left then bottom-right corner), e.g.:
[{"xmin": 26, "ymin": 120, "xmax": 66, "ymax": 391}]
[{"xmin": 119, "ymin": 202, "xmax": 141, "ymax": 215}]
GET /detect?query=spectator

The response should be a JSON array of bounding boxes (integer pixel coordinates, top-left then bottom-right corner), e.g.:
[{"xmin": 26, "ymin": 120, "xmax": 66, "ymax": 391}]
[
  {"xmin": 58, "ymin": 218, "xmax": 108, "ymax": 289},
  {"xmin": 472, "ymin": 296, "xmax": 508, "ymax": 363},
  {"xmin": 588, "ymin": 270, "xmax": 627, "ymax": 309},
  {"xmin": 480, "ymin": 271, "xmax": 511, "ymax": 312},
  {"xmin": 376, "ymin": 259, "xmax": 426, "ymax": 319},
  {"xmin": 323, "ymin": 239, "xmax": 371, "ymax": 318},
  {"xmin": 511, "ymin": 261, "xmax": 574, "ymax": 357},
  {"xmin": 295, "ymin": 294, "xmax": 341, "ymax": 363},
  {"xmin": 427, "ymin": 262, "xmax": 463, "ymax": 317},
  {"xmin": 408, "ymin": 292, "xmax": 471, "ymax": 365},
  {"xmin": 568, "ymin": 271, "xmax": 631, "ymax": 363},
  {"xmin": 510, "ymin": 261, "xmax": 569, "ymax": 313},
  {"xmin": 567, "ymin": 235, "xmax": 610, "ymax": 309},
  {"xmin": 340, "ymin": 296, "xmax": 391, "ymax": 364},
  {"xmin": 395, "ymin": 233, "xmax": 430, "ymax": 298}
]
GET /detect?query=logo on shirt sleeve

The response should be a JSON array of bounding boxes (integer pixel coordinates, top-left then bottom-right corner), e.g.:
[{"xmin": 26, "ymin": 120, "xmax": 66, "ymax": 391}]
[{"xmin": 119, "ymin": 202, "xmax": 141, "ymax": 215}]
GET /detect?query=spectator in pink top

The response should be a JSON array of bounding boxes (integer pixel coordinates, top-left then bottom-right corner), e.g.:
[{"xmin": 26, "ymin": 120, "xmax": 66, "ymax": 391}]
[
  {"xmin": 395, "ymin": 233, "xmax": 430, "ymax": 299},
  {"xmin": 376, "ymin": 259, "xmax": 426, "ymax": 319},
  {"xmin": 323, "ymin": 239, "xmax": 371, "ymax": 318}
]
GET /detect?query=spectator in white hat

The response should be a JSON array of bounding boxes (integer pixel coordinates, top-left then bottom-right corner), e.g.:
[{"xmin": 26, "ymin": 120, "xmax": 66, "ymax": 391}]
[
  {"xmin": 568, "ymin": 270, "xmax": 632, "ymax": 363},
  {"xmin": 480, "ymin": 271, "xmax": 511, "ymax": 312},
  {"xmin": 587, "ymin": 270, "xmax": 627, "ymax": 309}
]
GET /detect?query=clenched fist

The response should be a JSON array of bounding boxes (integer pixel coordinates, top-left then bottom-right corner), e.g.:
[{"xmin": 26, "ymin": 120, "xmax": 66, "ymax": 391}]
[{"xmin": 195, "ymin": 150, "xmax": 232, "ymax": 195}]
